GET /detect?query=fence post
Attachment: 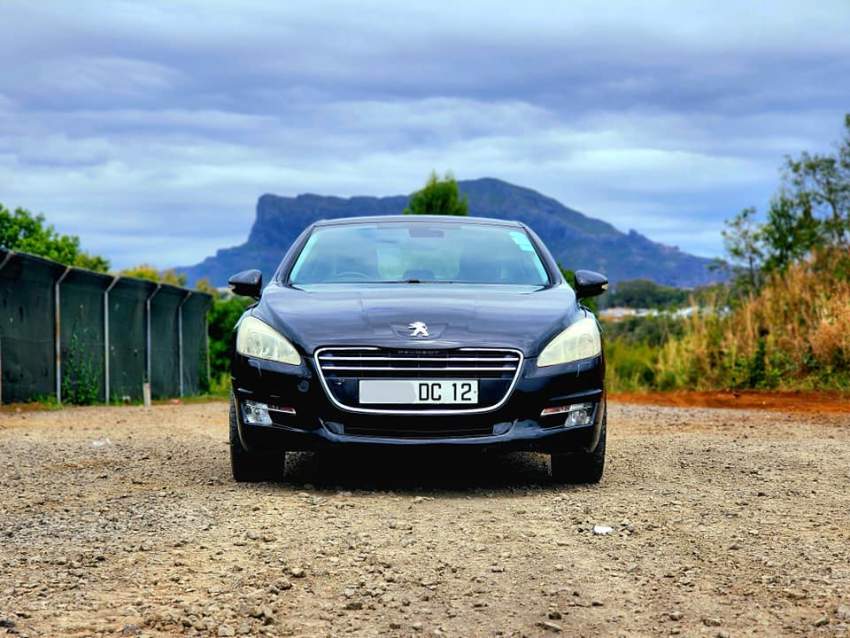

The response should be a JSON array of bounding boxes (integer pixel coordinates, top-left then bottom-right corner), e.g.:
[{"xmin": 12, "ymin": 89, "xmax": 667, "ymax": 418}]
[
  {"xmin": 54, "ymin": 266, "xmax": 72, "ymax": 403},
  {"xmin": 177, "ymin": 291, "xmax": 192, "ymax": 397},
  {"xmin": 0, "ymin": 251, "xmax": 12, "ymax": 405},
  {"xmin": 205, "ymin": 307, "xmax": 211, "ymax": 391},
  {"xmin": 103, "ymin": 276, "xmax": 120, "ymax": 403},
  {"xmin": 145, "ymin": 284, "xmax": 161, "ymax": 401}
]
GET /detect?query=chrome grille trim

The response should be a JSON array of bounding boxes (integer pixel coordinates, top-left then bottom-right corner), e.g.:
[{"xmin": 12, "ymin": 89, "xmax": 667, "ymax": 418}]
[
  {"xmin": 313, "ymin": 346, "xmax": 524, "ymax": 415},
  {"xmin": 320, "ymin": 365, "xmax": 517, "ymax": 372},
  {"xmin": 318, "ymin": 355, "xmax": 518, "ymax": 362}
]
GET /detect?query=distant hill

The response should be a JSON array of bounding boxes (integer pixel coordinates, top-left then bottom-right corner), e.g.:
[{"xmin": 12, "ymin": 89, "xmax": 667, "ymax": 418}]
[{"xmin": 179, "ymin": 178, "xmax": 721, "ymax": 288}]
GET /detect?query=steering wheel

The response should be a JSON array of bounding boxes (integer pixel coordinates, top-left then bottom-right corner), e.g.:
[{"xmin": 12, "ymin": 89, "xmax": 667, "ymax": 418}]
[{"xmin": 332, "ymin": 271, "xmax": 373, "ymax": 281}]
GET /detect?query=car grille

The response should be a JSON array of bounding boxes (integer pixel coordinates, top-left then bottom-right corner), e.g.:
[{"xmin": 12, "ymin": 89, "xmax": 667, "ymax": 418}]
[
  {"xmin": 317, "ymin": 348, "xmax": 521, "ymax": 378},
  {"xmin": 314, "ymin": 346, "xmax": 523, "ymax": 414}
]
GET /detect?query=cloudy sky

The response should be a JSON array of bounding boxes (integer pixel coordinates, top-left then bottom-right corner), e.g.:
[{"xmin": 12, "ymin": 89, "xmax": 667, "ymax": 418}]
[{"xmin": 2, "ymin": 1, "xmax": 849, "ymax": 269}]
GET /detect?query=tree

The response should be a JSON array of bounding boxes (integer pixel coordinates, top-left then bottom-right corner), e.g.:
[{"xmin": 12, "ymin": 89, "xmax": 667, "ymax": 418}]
[
  {"xmin": 783, "ymin": 114, "xmax": 850, "ymax": 246},
  {"xmin": 404, "ymin": 171, "xmax": 469, "ymax": 215},
  {"xmin": 760, "ymin": 192, "xmax": 819, "ymax": 273},
  {"xmin": 119, "ymin": 264, "xmax": 187, "ymax": 287},
  {"xmin": 0, "ymin": 204, "xmax": 109, "ymax": 272},
  {"xmin": 722, "ymin": 207, "xmax": 763, "ymax": 292},
  {"xmin": 603, "ymin": 279, "xmax": 689, "ymax": 309},
  {"xmin": 207, "ymin": 295, "xmax": 251, "ymax": 380},
  {"xmin": 194, "ymin": 278, "xmax": 219, "ymax": 297}
]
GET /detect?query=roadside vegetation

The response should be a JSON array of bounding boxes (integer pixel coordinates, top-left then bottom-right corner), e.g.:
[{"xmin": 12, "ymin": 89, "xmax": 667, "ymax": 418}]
[{"xmin": 606, "ymin": 114, "xmax": 850, "ymax": 392}]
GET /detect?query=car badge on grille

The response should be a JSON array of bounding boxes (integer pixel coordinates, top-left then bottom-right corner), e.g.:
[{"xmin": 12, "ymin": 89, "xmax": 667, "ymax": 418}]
[{"xmin": 408, "ymin": 321, "xmax": 429, "ymax": 338}]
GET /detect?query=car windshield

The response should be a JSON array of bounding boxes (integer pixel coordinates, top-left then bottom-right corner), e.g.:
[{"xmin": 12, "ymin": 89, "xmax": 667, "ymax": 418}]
[{"xmin": 288, "ymin": 221, "xmax": 550, "ymax": 285}]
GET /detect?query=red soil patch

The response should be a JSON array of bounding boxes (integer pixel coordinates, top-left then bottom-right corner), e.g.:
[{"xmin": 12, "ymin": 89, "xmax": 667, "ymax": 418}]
[{"xmin": 610, "ymin": 389, "xmax": 850, "ymax": 413}]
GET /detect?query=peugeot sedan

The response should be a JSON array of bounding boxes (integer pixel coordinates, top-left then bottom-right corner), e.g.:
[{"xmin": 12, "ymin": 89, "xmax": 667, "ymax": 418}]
[{"xmin": 228, "ymin": 215, "xmax": 608, "ymax": 483}]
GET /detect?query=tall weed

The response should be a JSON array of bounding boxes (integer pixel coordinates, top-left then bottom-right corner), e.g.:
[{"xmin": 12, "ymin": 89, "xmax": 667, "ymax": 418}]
[{"xmin": 606, "ymin": 249, "xmax": 850, "ymax": 391}]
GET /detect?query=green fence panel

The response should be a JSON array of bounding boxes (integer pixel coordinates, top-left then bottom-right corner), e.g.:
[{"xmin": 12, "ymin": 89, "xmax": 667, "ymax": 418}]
[
  {"xmin": 0, "ymin": 251, "xmax": 65, "ymax": 403},
  {"xmin": 181, "ymin": 293, "xmax": 212, "ymax": 395},
  {"xmin": 59, "ymin": 269, "xmax": 110, "ymax": 403},
  {"xmin": 150, "ymin": 285, "xmax": 183, "ymax": 399},
  {"xmin": 107, "ymin": 278, "xmax": 156, "ymax": 402}
]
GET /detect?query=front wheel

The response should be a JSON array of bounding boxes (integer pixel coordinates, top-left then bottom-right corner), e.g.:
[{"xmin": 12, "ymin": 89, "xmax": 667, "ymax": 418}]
[
  {"xmin": 229, "ymin": 395, "xmax": 285, "ymax": 482},
  {"xmin": 550, "ymin": 417, "xmax": 606, "ymax": 484}
]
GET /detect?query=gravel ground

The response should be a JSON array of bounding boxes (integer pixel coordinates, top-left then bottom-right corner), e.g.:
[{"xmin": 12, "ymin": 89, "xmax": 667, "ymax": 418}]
[{"xmin": 1, "ymin": 401, "xmax": 849, "ymax": 637}]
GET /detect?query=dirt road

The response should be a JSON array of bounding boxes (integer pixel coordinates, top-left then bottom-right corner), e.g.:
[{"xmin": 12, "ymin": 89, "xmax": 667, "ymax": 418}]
[{"xmin": 1, "ymin": 401, "xmax": 849, "ymax": 637}]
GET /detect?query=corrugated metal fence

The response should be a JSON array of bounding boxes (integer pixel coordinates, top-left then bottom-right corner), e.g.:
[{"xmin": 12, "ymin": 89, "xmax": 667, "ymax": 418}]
[{"xmin": 0, "ymin": 248, "xmax": 212, "ymax": 404}]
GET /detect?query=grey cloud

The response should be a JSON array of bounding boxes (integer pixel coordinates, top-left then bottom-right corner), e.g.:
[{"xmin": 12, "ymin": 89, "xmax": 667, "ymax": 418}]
[{"xmin": 1, "ymin": 0, "xmax": 849, "ymax": 268}]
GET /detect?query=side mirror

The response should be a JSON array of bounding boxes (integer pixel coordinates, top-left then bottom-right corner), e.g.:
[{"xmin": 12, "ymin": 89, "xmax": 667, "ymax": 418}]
[
  {"xmin": 574, "ymin": 269, "xmax": 608, "ymax": 299},
  {"xmin": 228, "ymin": 269, "xmax": 263, "ymax": 299}
]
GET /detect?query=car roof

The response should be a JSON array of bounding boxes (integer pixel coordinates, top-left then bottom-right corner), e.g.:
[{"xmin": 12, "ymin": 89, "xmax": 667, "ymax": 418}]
[{"xmin": 312, "ymin": 215, "xmax": 525, "ymax": 229}]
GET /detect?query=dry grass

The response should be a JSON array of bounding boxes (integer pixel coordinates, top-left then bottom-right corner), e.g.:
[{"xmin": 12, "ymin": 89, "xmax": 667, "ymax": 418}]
[{"xmin": 643, "ymin": 249, "xmax": 850, "ymax": 390}]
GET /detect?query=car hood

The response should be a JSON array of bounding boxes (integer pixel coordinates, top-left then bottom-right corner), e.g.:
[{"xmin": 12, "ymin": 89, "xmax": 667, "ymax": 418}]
[{"xmin": 252, "ymin": 283, "xmax": 580, "ymax": 356}]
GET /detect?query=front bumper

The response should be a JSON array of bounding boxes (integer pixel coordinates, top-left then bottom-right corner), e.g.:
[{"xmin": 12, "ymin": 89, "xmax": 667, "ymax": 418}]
[{"xmin": 231, "ymin": 352, "xmax": 605, "ymax": 454}]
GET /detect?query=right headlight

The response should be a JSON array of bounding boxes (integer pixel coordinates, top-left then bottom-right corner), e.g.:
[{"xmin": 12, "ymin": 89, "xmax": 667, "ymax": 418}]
[
  {"xmin": 537, "ymin": 316, "xmax": 601, "ymax": 367},
  {"xmin": 235, "ymin": 316, "xmax": 301, "ymax": 365}
]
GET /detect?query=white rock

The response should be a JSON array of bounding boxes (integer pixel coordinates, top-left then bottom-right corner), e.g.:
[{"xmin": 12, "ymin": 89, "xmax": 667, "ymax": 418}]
[{"xmin": 592, "ymin": 525, "xmax": 614, "ymax": 536}]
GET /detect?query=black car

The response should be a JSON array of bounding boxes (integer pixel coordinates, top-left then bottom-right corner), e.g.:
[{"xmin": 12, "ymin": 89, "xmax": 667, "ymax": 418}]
[{"xmin": 228, "ymin": 215, "xmax": 608, "ymax": 483}]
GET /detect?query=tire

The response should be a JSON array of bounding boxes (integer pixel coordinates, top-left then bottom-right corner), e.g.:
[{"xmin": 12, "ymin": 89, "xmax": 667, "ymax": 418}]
[
  {"xmin": 550, "ymin": 416, "xmax": 606, "ymax": 484},
  {"xmin": 229, "ymin": 395, "xmax": 285, "ymax": 483}
]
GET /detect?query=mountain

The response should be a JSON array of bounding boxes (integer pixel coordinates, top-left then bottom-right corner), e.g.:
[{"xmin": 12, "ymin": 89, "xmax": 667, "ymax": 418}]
[{"xmin": 179, "ymin": 178, "xmax": 721, "ymax": 288}]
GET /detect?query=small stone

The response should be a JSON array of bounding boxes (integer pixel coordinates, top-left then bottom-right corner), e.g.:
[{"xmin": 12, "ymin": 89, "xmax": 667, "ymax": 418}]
[
  {"xmin": 290, "ymin": 567, "xmax": 306, "ymax": 578},
  {"xmin": 716, "ymin": 631, "xmax": 731, "ymax": 638},
  {"xmin": 813, "ymin": 616, "xmax": 829, "ymax": 627},
  {"xmin": 491, "ymin": 565, "xmax": 505, "ymax": 573},
  {"xmin": 669, "ymin": 611, "xmax": 683, "ymax": 621},
  {"xmin": 218, "ymin": 626, "xmax": 236, "ymax": 637},
  {"xmin": 702, "ymin": 617, "xmax": 722, "ymax": 627},
  {"xmin": 548, "ymin": 610, "xmax": 562, "ymax": 620},
  {"xmin": 592, "ymin": 525, "xmax": 614, "ymax": 536},
  {"xmin": 537, "ymin": 620, "xmax": 562, "ymax": 633},
  {"xmin": 344, "ymin": 600, "xmax": 362, "ymax": 610},
  {"xmin": 837, "ymin": 604, "xmax": 850, "ymax": 620}
]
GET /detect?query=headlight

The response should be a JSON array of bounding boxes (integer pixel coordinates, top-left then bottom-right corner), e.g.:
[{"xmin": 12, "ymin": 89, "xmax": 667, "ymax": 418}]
[
  {"xmin": 235, "ymin": 316, "xmax": 301, "ymax": 365},
  {"xmin": 537, "ymin": 316, "xmax": 601, "ymax": 367}
]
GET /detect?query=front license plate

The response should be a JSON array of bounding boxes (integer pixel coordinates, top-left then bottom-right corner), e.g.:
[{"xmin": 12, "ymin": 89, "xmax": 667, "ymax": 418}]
[{"xmin": 359, "ymin": 379, "xmax": 479, "ymax": 405}]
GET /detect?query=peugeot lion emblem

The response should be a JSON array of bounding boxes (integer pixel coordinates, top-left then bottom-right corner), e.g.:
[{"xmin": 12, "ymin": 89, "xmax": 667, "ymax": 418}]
[{"xmin": 408, "ymin": 321, "xmax": 429, "ymax": 338}]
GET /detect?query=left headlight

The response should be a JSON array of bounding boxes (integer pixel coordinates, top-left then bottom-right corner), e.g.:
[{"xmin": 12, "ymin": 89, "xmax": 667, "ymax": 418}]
[
  {"xmin": 537, "ymin": 316, "xmax": 601, "ymax": 367},
  {"xmin": 235, "ymin": 316, "xmax": 301, "ymax": 365}
]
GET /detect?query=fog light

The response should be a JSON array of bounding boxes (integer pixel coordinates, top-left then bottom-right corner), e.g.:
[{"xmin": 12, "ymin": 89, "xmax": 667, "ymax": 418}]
[
  {"xmin": 541, "ymin": 402, "xmax": 594, "ymax": 427},
  {"xmin": 493, "ymin": 422, "xmax": 512, "ymax": 436},
  {"xmin": 564, "ymin": 403, "xmax": 594, "ymax": 427},
  {"xmin": 242, "ymin": 400, "xmax": 273, "ymax": 425}
]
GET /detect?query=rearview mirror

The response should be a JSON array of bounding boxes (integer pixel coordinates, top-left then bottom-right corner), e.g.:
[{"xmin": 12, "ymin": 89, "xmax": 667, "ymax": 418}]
[
  {"xmin": 228, "ymin": 269, "xmax": 263, "ymax": 299},
  {"xmin": 574, "ymin": 270, "xmax": 608, "ymax": 299}
]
